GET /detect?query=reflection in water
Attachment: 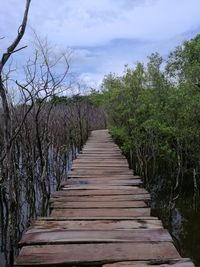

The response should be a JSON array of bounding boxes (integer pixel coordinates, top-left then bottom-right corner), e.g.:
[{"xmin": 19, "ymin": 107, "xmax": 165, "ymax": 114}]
[
  {"xmin": 0, "ymin": 148, "xmax": 76, "ymax": 267},
  {"xmin": 150, "ymin": 177, "xmax": 200, "ymax": 267}
]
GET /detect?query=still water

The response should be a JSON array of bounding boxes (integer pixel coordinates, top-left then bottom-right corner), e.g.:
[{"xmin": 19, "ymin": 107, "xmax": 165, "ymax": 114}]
[
  {"xmin": 150, "ymin": 176, "xmax": 200, "ymax": 267},
  {"xmin": 0, "ymin": 148, "xmax": 76, "ymax": 267}
]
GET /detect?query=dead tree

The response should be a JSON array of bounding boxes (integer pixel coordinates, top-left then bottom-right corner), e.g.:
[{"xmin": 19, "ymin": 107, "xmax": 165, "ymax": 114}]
[{"xmin": 0, "ymin": 1, "xmax": 31, "ymax": 265}]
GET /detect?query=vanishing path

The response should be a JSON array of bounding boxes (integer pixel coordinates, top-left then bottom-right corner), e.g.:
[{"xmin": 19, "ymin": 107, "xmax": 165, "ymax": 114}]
[{"xmin": 15, "ymin": 130, "xmax": 194, "ymax": 267}]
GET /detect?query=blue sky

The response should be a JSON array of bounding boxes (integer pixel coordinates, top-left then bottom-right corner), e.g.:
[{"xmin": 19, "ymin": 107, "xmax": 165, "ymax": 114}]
[{"xmin": 1, "ymin": 0, "xmax": 200, "ymax": 88}]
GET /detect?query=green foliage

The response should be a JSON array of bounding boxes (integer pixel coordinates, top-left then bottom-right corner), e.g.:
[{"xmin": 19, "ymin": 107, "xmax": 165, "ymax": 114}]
[
  {"xmin": 111, "ymin": 126, "xmax": 131, "ymax": 154},
  {"xmin": 50, "ymin": 94, "xmax": 90, "ymax": 106},
  {"xmin": 89, "ymin": 89, "xmax": 104, "ymax": 107},
  {"xmin": 50, "ymin": 95, "xmax": 68, "ymax": 105},
  {"xmin": 91, "ymin": 34, "xmax": 200, "ymax": 189},
  {"xmin": 166, "ymin": 34, "xmax": 200, "ymax": 86}
]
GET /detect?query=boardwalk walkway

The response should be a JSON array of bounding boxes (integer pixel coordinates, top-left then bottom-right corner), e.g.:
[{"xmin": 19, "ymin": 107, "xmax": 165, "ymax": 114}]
[{"xmin": 15, "ymin": 130, "xmax": 194, "ymax": 267}]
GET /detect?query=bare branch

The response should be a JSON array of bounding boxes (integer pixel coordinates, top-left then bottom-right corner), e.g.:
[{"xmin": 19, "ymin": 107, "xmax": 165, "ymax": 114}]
[
  {"xmin": 10, "ymin": 81, "xmax": 34, "ymax": 144},
  {"xmin": 0, "ymin": 0, "xmax": 31, "ymax": 73},
  {"xmin": 12, "ymin": 45, "xmax": 28, "ymax": 54}
]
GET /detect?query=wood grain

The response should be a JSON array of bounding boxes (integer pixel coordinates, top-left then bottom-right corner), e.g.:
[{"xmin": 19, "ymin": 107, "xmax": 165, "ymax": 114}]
[
  {"xmin": 19, "ymin": 229, "xmax": 172, "ymax": 246},
  {"xmin": 15, "ymin": 242, "xmax": 180, "ymax": 266},
  {"xmin": 103, "ymin": 259, "xmax": 195, "ymax": 267}
]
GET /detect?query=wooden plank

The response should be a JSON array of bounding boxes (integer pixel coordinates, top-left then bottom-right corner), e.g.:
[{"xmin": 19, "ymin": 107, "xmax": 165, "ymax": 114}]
[
  {"xmin": 73, "ymin": 163, "xmax": 129, "ymax": 168},
  {"xmin": 81, "ymin": 152, "xmax": 122, "ymax": 154},
  {"xmin": 76, "ymin": 155, "xmax": 126, "ymax": 159},
  {"xmin": 70, "ymin": 166, "xmax": 131, "ymax": 169},
  {"xmin": 103, "ymin": 259, "xmax": 195, "ymax": 267},
  {"xmin": 72, "ymin": 165, "xmax": 129, "ymax": 169},
  {"xmin": 73, "ymin": 162, "xmax": 129, "ymax": 165},
  {"xmin": 75, "ymin": 157, "xmax": 126, "ymax": 159},
  {"xmin": 76, "ymin": 155, "xmax": 124, "ymax": 157},
  {"xmin": 86, "ymin": 141, "xmax": 114, "ymax": 143},
  {"xmin": 73, "ymin": 162, "xmax": 129, "ymax": 166},
  {"xmin": 67, "ymin": 174, "xmax": 138, "ymax": 179},
  {"xmin": 68, "ymin": 173, "xmax": 134, "ymax": 177},
  {"xmin": 61, "ymin": 178, "xmax": 143, "ymax": 187},
  {"xmin": 80, "ymin": 145, "xmax": 121, "ymax": 147},
  {"xmin": 50, "ymin": 193, "xmax": 151, "ymax": 202},
  {"xmin": 83, "ymin": 145, "xmax": 120, "ymax": 147},
  {"xmin": 76, "ymin": 157, "xmax": 127, "ymax": 160},
  {"xmin": 81, "ymin": 153, "xmax": 123, "ymax": 156},
  {"xmin": 14, "ymin": 243, "xmax": 180, "ymax": 266},
  {"xmin": 82, "ymin": 150, "xmax": 121, "ymax": 153},
  {"xmin": 82, "ymin": 148, "xmax": 120, "ymax": 150},
  {"xmin": 83, "ymin": 144, "xmax": 119, "ymax": 146},
  {"xmin": 38, "ymin": 216, "xmax": 159, "ymax": 221},
  {"xmin": 19, "ymin": 229, "xmax": 172, "ymax": 246},
  {"xmin": 83, "ymin": 148, "xmax": 121, "ymax": 151},
  {"xmin": 62, "ymin": 185, "xmax": 144, "ymax": 191},
  {"xmin": 50, "ymin": 207, "xmax": 151, "ymax": 217},
  {"xmin": 27, "ymin": 219, "xmax": 164, "ymax": 232},
  {"xmin": 52, "ymin": 188, "xmax": 148, "ymax": 196},
  {"xmin": 68, "ymin": 170, "xmax": 134, "ymax": 175},
  {"xmin": 50, "ymin": 201, "xmax": 147, "ymax": 209},
  {"xmin": 74, "ymin": 160, "xmax": 126, "ymax": 162},
  {"xmin": 71, "ymin": 168, "xmax": 130, "ymax": 171}
]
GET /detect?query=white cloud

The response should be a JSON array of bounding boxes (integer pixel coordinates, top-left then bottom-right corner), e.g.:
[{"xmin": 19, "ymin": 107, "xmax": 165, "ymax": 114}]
[
  {"xmin": 2, "ymin": 0, "xmax": 200, "ymax": 47},
  {"xmin": 78, "ymin": 72, "xmax": 103, "ymax": 89},
  {"xmin": 0, "ymin": 0, "xmax": 200, "ymax": 87},
  {"xmin": 24, "ymin": 0, "xmax": 200, "ymax": 46}
]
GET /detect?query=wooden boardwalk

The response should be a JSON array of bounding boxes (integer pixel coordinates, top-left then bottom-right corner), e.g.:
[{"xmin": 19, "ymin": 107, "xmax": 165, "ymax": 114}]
[{"xmin": 15, "ymin": 130, "xmax": 194, "ymax": 267}]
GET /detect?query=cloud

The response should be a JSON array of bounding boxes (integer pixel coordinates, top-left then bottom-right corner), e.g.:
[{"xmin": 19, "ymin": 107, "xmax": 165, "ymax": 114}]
[
  {"xmin": 0, "ymin": 0, "xmax": 200, "ymax": 88},
  {"xmin": 78, "ymin": 72, "xmax": 103, "ymax": 89},
  {"xmin": 24, "ymin": 0, "xmax": 200, "ymax": 47}
]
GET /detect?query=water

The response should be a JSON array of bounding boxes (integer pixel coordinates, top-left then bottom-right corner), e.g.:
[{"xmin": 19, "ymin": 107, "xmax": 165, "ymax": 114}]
[
  {"xmin": 150, "ymin": 178, "xmax": 200, "ymax": 267},
  {"xmin": 0, "ymin": 148, "xmax": 76, "ymax": 267}
]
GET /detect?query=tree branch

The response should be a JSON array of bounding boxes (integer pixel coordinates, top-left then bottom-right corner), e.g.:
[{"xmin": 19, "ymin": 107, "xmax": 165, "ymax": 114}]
[{"xmin": 0, "ymin": 0, "xmax": 31, "ymax": 73}]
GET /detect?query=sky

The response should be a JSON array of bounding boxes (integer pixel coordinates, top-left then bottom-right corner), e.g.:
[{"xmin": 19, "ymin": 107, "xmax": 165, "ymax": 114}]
[{"xmin": 1, "ymin": 0, "xmax": 200, "ymax": 89}]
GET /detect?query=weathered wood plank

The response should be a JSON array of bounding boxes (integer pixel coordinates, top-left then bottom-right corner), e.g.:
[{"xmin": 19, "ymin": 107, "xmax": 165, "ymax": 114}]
[
  {"xmin": 50, "ymin": 201, "xmax": 147, "ymax": 209},
  {"xmin": 37, "ymin": 216, "xmax": 159, "ymax": 221},
  {"xmin": 103, "ymin": 259, "xmax": 195, "ymax": 267},
  {"xmin": 76, "ymin": 155, "xmax": 127, "ymax": 159},
  {"xmin": 50, "ymin": 193, "xmax": 151, "ymax": 202},
  {"xmin": 62, "ymin": 185, "xmax": 144, "ymax": 191},
  {"xmin": 14, "ymin": 243, "xmax": 180, "ymax": 266},
  {"xmin": 68, "ymin": 173, "xmax": 134, "ymax": 177},
  {"xmin": 60, "ymin": 178, "xmax": 143, "ymax": 187},
  {"xmin": 75, "ymin": 160, "xmax": 128, "ymax": 163},
  {"xmin": 73, "ymin": 164, "xmax": 129, "ymax": 168},
  {"xmin": 82, "ymin": 152, "xmax": 122, "ymax": 154},
  {"xmin": 73, "ymin": 161, "xmax": 128, "ymax": 165},
  {"xmin": 82, "ymin": 148, "xmax": 121, "ymax": 150},
  {"xmin": 67, "ymin": 174, "xmax": 138, "ymax": 179},
  {"xmin": 27, "ymin": 219, "xmax": 164, "ymax": 232},
  {"xmin": 83, "ymin": 148, "xmax": 118, "ymax": 149},
  {"xmin": 68, "ymin": 170, "xmax": 134, "ymax": 175},
  {"xmin": 72, "ymin": 166, "xmax": 129, "ymax": 169},
  {"xmin": 50, "ymin": 207, "xmax": 151, "ymax": 217},
  {"xmin": 19, "ymin": 229, "xmax": 172, "ymax": 246},
  {"xmin": 53, "ymin": 188, "xmax": 148, "ymax": 196}
]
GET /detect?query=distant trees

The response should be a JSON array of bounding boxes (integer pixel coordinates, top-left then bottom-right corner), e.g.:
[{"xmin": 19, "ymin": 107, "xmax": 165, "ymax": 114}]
[{"xmin": 92, "ymin": 34, "xmax": 200, "ymax": 210}]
